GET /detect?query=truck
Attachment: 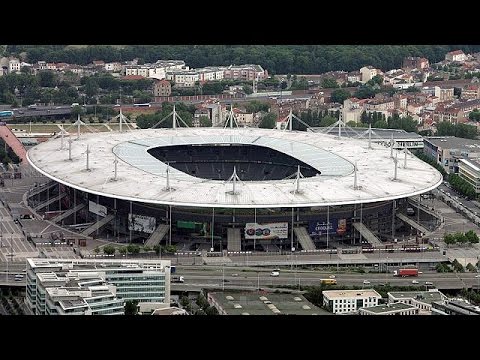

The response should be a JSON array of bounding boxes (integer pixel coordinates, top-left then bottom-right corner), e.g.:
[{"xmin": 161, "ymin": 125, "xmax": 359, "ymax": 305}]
[
  {"xmin": 171, "ymin": 275, "xmax": 184, "ymax": 283},
  {"xmin": 393, "ymin": 268, "xmax": 418, "ymax": 277}
]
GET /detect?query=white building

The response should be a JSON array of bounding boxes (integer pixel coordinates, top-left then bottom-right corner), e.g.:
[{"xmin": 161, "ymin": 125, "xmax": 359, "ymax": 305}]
[
  {"xmin": 26, "ymin": 258, "xmax": 171, "ymax": 315},
  {"xmin": 322, "ymin": 289, "xmax": 381, "ymax": 314},
  {"xmin": 8, "ymin": 58, "xmax": 21, "ymax": 73},
  {"xmin": 459, "ymin": 158, "xmax": 480, "ymax": 194},
  {"xmin": 124, "ymin": 60, "xmax": 186, "ymax": 80},
  {"xmin": 105, "ymin": 62, "xmax": 122, "ymax": 72}
]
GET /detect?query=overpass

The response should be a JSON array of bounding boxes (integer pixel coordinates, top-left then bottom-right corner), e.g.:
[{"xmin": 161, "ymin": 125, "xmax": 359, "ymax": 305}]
[
  {"xmin": 396, "ymin": 213, "xmax": 430, "ymax": 235},
  {"xmin": 34, "ymin": 193, "xmax": 66, "ymax": 211},
  {"xmin": 0, "ymin": 125, "xmax": 27, "ymax": 163},
  {"xmin": 81, "ymin": 214, "xmax": 115, "ymax": 236},
  {"xmin": 145, "ymin": 224, "xmax": 169, "ymax": 247},
  {"xmin": 352, "ymin": 222, "xmax": 383, "ymax": 246}
]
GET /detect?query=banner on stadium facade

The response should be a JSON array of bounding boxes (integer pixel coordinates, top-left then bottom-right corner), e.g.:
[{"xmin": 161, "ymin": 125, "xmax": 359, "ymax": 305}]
[
  {"xmin": 88, "ymin": 201, "xmax": 107, "ymax": 217},
  {"xmin": 244, "ymin": 222, "xmax": 288, "ymax": 240},
  {"xmin": 128, "ymin": 214, "xmax": 157, "ymax": 234},
  {"xmin": 308, "ymin": 219, "xmax": 347, "ymax": 236}
]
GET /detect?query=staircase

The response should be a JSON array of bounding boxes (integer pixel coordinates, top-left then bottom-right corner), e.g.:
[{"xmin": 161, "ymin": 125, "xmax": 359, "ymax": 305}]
[{"xmin": 293, "ymin": 227, "xmax": 316, "ymax": 250}]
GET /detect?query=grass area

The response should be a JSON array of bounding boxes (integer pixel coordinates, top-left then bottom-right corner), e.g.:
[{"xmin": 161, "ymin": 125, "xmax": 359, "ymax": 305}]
[
  {"xmin": 8, "ymin": 124, "xmax": 60, "ymax": 133},
  {"xmin": 8, "ymin": 123, "xmax": 112, "ymax": 133}
]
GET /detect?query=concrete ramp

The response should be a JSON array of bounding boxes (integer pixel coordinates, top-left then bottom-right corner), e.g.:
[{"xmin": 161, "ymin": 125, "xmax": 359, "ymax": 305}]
[
  {"xmin": 81, "ymin": 214, "xmax": 114, "ymax": 236},
  {"xmin": 34, "ymin": 193, "xmax": 66, "ymax": 211},
  {"xmin": 352, "ymin": 222, "xmax": 383, "ymax": 246},
  {"xmin": 293, "ymin": 227, "xmax": 316, "ymax": 250},
  {"xmin": 145, "ymin": 224, "xmax": 169, "ymax": 247},
  {"xmin": 227, "ymin": 228, "xmax": 241, "ymax": 251},
  {"xmin": 52, "ymin": 203, "xmax": 86, "ymax": 223},
  {"xmin": 0, "ymin": 125, "xmax": 27, "ymax": 163},
  {"xmin": 396, "ymin": 213, "xmax": 429, "ymax": 234}
]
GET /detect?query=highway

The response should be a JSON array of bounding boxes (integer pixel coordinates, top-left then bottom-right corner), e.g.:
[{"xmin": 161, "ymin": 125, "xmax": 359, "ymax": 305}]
[{"xmin": 171, "ymin": 266, "xmax": 480, "ymax": 291}]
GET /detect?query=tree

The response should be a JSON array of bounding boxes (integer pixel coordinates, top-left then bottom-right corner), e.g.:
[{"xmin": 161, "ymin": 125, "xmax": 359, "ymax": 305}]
[
  {"xmin": 452, "ymin": 259, "xmax": 465, "ymax": 272},
  {"xmin": 93, "ymin": 247, "xmax": 100, "ymax": 254},
  {"xmin": 205, "ymin": 306, "xmax": 219, "ymax": 315},
  {"xmin": 466, "ymin": 263, "xmax": 477, "ymax": 272},
  {"xmin": 367, "ymin": 74, "xmax": 383, "ymax": 86},
  {"xmin": 330, "ymin": 89, "xmax": 351, "ymax": 104},
  {"xmin": 469, "ymin": 109, "xmax": 480, "ymax": 121},
  {"xmin": 38, "ymin": 71, "xmax": 56, "ymax": 87},
  {"xmin": 153, "ymin": 244, "xmax": 163, "ymax": 256},
  {"xmin": 321, "ymin": 77, "xmax": 339, "ymax": 89},
  {"xmin": 259, "ymin": 113, "xmax": 277, "ymax": 128},
  {"xmin": 373, "ymin": 120, "xmax": 388, "ymax": 128},
  {"xmin": 180, "ymin": 296, "xmax": 190, "ymax": 307},
  {"xmin": 164, "ymin": 245, "xmax": 177, "ymax": 254},
  {"xmin": 242, "ymin": 85, "xmax": 253, "ymax": 95},
  {"xmin": 71, "ymin": 105, "xmax": 84, "ymax": 118},
  {"xmin": 320, "ymin": 115, "xmax": 337, "ymax": 127},
  {"xmin": 444, "ymin": 233, "xmax": 456, "ymax": 246},
  {"xmin": 124, "ymin": 300, "xmax": 139, "ymax": 315},
  {"xmin": 127, "ymin": 244, "xmax": 140, "ymax": 254},
  {"xmin": 143, "ymin": 245, "xmax": 151, "ymax": 252},
  {"xmin": 103, "ymin": 245, "xmax": 116, "ymax": 255},
  {"xmin": 198, "ymin": 116, "xmax": 212, "ymax": 127},
  {"xmin": 465, "ymin": 230, "xmax": 480, "ymax": 244}
]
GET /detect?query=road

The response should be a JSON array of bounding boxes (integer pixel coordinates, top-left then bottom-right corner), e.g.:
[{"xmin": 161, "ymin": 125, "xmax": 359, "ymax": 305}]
[{"xmin": 169, "ymin": 265, "xmax": 480, "ymax": 291}]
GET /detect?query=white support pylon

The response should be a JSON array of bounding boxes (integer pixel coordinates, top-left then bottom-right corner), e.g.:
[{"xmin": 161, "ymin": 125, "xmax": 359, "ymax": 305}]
[
  {"xmin": 68, "ymin": 138, "xmax": 72, "ymax": 160},
  {"xmin": 390, "ymin": 134, "xmax": 394, "ymax": 158},
  {"xmin": 368, "ymin": 124, "xmax": 372, "ymax": 149},
  {"xmin": 172, "ymin": 105, "xmax": 177, "ymax": 129},
  {"xmin": 404, "ymin": 142, "xmax": 408, "ymax": 168},
  {"xmin": 354, "ymin": 161, "xmax": 359, "ymax": 190},
  {"xmin": 77, "ymin": 114, "xmax": 81, "ymax": 140},
  {"xmin": 86, "ymin": 145, "xmax": 90, "ymax": 171},
  {"xmin": 226, "ymin": 166, "xmax": 241, "ymax": 195},
  {"xmin": 393, "ymin": 152, "xmax": 398, "ymax": 180},
  {"xmin": 114, "ymin": 156, "xmax": 118, "ymax": 181}
]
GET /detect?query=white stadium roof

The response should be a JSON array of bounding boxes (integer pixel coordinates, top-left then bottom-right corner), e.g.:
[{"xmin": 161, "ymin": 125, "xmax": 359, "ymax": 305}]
[{"xmin": 27, "ymin": 128, "xmax": 442, "ymax": 208}]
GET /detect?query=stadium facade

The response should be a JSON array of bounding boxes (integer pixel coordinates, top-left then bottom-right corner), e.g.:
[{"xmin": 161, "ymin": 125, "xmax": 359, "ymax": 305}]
[{"xmin": 26, "ymin": 128, "xmax": 442, "ymax": 253}]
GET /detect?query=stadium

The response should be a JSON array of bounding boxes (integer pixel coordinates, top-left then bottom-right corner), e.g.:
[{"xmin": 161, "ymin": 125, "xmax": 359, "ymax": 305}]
[{"xmin": 26, "ymin": 126, "xmax": 443, "ymax": 254}]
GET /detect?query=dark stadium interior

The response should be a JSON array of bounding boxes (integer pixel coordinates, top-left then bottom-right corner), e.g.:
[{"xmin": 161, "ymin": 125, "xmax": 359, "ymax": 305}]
[{"xmin": 147, "ymin": 144, "xmax": 321, "ymax": 181}]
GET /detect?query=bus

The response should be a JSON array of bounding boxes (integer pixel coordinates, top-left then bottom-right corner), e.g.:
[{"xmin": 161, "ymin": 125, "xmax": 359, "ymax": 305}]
[
  {"xmin": 133, "ymin": 103, "xmax": 151, "ymax": 108},
  {"xmin": 320, "ymin": 279, "xmax": 337, "ymax": 285},
  {"xmin": 0, "ymin": 111, "xmax": 14, "ymax": 118}
]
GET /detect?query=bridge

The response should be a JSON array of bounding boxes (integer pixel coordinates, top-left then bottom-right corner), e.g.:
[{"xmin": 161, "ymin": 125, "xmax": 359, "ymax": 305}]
[
  {"xmin": 0, "ymin": 125, "xmax": 27, "ymax": 163},
  {"xmin": 396, "ymin": 213, "xmax": 430, "ymax": 235}
]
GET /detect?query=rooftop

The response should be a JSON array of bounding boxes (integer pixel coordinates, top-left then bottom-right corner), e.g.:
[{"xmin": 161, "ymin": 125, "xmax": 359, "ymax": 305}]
[
  {"xmin": 360, "ymin": 302, "xmax": 417, "ymax": 314},
  {"xmin": 27, "ymin": 258, "xmax": 170, "ymax": 270},
  {"xmin": 424, "ymin": 136, "xmax": 480, "ymax": 150},
  {"xmin": 209, "ymin": 292, "xmax": 329, "ymax": 315},
  {"xmin": 322, "ymin": 289, "xmax": 381, "ymax": 299},
  {"xmin": 27, "ymin": 128, "xmax": 442, "ymax": 209},
  {"xmin": 389, "ymin": 289, "xmax": 446, "ymax": 305}
]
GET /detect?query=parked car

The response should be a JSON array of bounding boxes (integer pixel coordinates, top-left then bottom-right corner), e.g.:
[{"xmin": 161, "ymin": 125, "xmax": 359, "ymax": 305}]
[
  {"xmin": 363, "ymin": 280, "xmax": 371, "ymax": 285},
  {"xmin": 270, "ymin": 271, "xmax": 279, "ymax": 277}
]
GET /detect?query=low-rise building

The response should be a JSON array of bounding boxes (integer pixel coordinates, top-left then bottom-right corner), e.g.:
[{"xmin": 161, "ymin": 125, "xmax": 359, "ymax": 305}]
[
  {"xmin": 432, "ymin": 299, "xmax": 480, "ymax": 315},
  {"xmin": 403, "ymin": 57, "xmax": 429, "ymax": 70},
  {"xmin": 423, "ymin": 136, "xmax": 480, "ymax": 174},
  {"xmin": 388, "ymin": 289, "xmax": 447, "ymax": 313},
  {"xmin": 446, "ymin": 50, "xmax": 466, "ymax": 62},
  {"xmin": 223, "ymin": 64, "xmax": 268, "ymax": 81},
  {"xmin": 8, "ymin": 58, "xmax": 21, "ymax": 73},
  {"xmin": 322, "ymin": 289, "xmax": 381, "ymax": 314},
  {"xmin": 359, "ymin": 302, "xmax": 419, "ymax": 315},
  {"xmin": 26, "ymin": 258, "xmax": 171, "ymax": 315},
  {"xmin": 105, "ymin": 62, "xmax": 122, "ymax": 72},
  {"xmin": 461, "ymin": 85, "xmax": 480, "ymax": 100},
  {"xmin": 207, "ymin": 291, "xmax": 328, "ymax": 315},
  {"xmin": 153, "ymin": 79, "xmax": 172, "ymax": 97},
  {"xmin": 360, "ymin": 66, "xmax": 382, "ymax": 83},
  {"xmin": 458, "ymin": 158, "xmax": 480, "ymax": 193}
]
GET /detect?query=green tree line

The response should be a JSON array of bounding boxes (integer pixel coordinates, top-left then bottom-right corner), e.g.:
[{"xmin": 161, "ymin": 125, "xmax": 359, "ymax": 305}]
[{"xmin": 6, "ymin": 45, "xmax": 480, "ymax": 74}]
